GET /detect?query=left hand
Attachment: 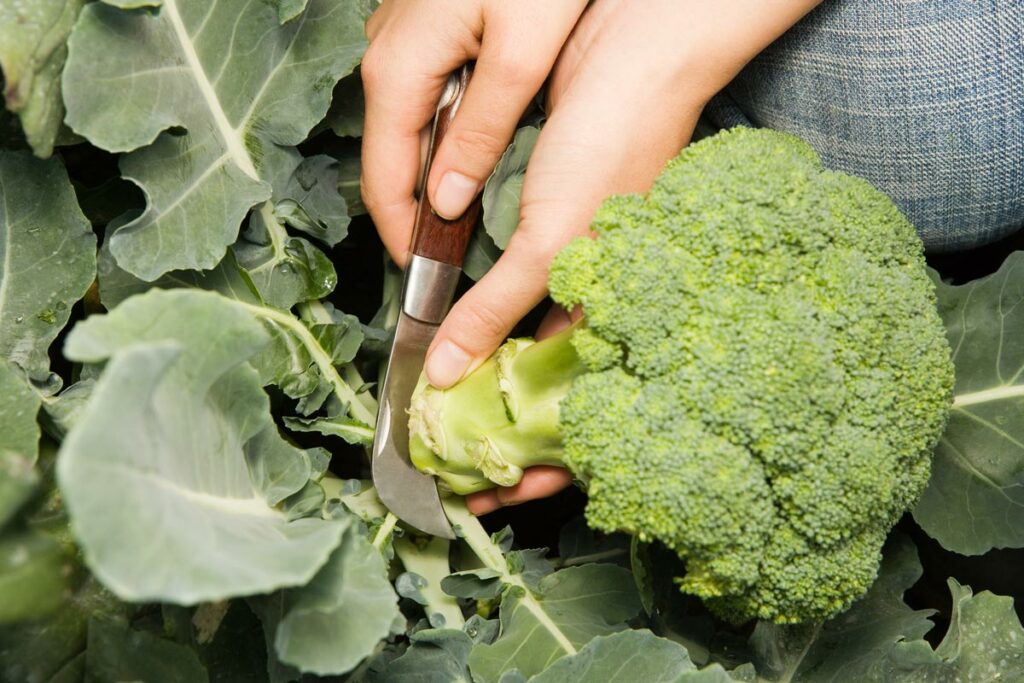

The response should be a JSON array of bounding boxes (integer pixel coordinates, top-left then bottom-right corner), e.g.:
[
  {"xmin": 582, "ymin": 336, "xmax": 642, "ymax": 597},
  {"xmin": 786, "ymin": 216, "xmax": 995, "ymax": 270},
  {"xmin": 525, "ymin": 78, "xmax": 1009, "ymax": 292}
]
[{"xmin": 455, "ymin": 0, "xmax": 824, "ymax": 515}]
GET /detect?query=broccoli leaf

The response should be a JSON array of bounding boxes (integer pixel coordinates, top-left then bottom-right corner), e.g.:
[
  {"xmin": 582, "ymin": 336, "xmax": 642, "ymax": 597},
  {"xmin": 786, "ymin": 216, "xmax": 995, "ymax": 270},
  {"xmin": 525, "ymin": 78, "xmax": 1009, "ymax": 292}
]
[
  {"xmin": 374, "ymin": 629, "xmax": 475, "ymax": 682},
  {"xmin": 916, "ymin": 253, "xmax": 1024, "ymax": 554},
  {"xmin": 233, "ymin": 207, "xmax": 338, "ymax": 309},
  {"xmin": 528, "ymin": 630, "xmax": 700, "ymax": 683},
  {"xmin": 272, "ymin": 0, "xmax": 308, "ymax": 24},
  {"xmin": 0, "ymin": 0, "xmax": 84, "ymax": 157},
  {"xmin": 243, "ymin": 424, "xmax": 326, "ymax": 507},
  {"xmin": 463, "ymin": 125, "xmax": 539, "ymax": 281},
  {"xmin": 481, "ymin": 126, "xmax": 539, "ymax": 249},
  {"xmin": 85, "ymin": 616, "xmax": 209, "ymax": 683},
  {"xmin": 327, "ymin": 73, "xmax": 366, "ymax": 139},
  {"xmin": 0, "ymin": 151, "xmax": 96, "ymax": 382},
  {"xmin": 0, "ymin": 531, "xmax": 68, "ymax": 624},
  {"xmin": 463, "ymin": 228, "xmax": 504, "ymax": 281},
  {"xmin": 97, "ymin": 246, "xmax": 377, "ymax": 426},
  {"xmin": 885, "ymin": 580, "xmax": 1024, "ymax": 681},
  {"xmin": 232, "ymin": 151, "xmax": 349, "ymax": 309},
  {"xmin": 274, "ymin": 155, "xmax": 351, "ymax": 247},
  {"xmin": 467, "ymin": 564, "xmax": 642, "ymax": 682},
  {"xmin": 63, "ymin": 0, "xmax": 369, "ymax": 279},
  {"xmin": 0, "ymin": 577, "xmax": 129, "ymax": 683},
  {"xmin": 258, "ymin": 524, "xmax": 400, "ymax": 677},
  {"xmin": 0, "ymin": 362, "xmax": 41, "ymax": 469},
  {"xmin": 57, "ymin": 289, "xmax": 347, "ymax": 603},
  {"xmin": 746, "ymin": 535, "xmax": 934, "ymax": 681}
]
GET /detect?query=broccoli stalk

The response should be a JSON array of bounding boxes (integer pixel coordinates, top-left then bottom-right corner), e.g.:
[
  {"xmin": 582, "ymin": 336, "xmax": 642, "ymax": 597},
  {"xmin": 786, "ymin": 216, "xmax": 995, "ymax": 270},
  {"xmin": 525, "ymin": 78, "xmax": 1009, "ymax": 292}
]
[{"xmin": 409, "ymin": 323, "xmax": 582, "ymax": 495}]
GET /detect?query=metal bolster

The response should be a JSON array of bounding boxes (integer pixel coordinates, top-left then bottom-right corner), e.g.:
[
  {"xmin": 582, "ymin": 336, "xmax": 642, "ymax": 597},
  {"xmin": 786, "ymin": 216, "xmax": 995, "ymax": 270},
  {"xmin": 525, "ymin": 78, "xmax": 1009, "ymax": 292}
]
[{"xmin": 402, "ymin": 255, "xmax": 461, "ymax": 324}]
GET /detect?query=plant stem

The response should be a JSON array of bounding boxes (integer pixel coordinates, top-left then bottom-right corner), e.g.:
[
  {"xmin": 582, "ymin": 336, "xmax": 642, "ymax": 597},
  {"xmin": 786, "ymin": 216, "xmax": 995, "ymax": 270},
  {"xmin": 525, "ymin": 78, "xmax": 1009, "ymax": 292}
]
[
  {"xmin": 372, "ymin": 512, "xmax": 399, "ymax": 549},
  {"xmin": 298, "ymin": 301, "xmax": 378, "ymax": 415},
  {"xmin": 442, "ymin": 497, "xmax": 578, "ymax": 656},
  {"xmin": 237, "ymin": 301, "xmax": 377, "ymax": 426}
]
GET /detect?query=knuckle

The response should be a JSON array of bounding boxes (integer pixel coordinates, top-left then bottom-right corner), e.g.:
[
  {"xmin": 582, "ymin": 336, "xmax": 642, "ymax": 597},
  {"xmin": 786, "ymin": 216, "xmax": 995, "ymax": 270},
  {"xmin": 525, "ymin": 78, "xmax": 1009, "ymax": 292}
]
[
  {"xmin": 358, "ymin": 174, "xmax": 376, "ymax": 211},
  {"xmin": 449, "ymin": 126, "xmax": 508, "ymax": 164},
  {"xmin": 455, "ymin": 300, "xmax": 509, "ymax": 343},
  {"xmin": 359, "ymin": 47, "xmax": 386, "ymax": 89},
  {"xmin": 496, "ymin": 55, "xmax": 546, "ymax": 88},
  {"xmin": 516, "ymin": 210, "xmax": 583, "ymax": 258}
]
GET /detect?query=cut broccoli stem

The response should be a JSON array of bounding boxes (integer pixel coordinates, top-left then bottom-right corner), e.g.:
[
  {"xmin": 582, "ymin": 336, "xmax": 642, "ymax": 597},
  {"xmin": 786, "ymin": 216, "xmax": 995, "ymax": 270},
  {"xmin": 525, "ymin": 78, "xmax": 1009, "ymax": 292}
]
[{"xmin": 408, "ymin": 323, "xmax": 584, "ymax": 494}]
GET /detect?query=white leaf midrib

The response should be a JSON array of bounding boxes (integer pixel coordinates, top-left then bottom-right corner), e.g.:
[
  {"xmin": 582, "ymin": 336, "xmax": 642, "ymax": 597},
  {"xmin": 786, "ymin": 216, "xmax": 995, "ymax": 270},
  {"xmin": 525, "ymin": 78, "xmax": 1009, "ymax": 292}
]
[
  {"xmin": 110, "ymin": 459, "xmax": 279, "ymax": 518},
  {"xmin": 954, "ymin": 383, "xmax": 1024, "ymax": 408},
  {"xmin": 163, "ymin": 0, "xmax": 259, "ymax": 181}
]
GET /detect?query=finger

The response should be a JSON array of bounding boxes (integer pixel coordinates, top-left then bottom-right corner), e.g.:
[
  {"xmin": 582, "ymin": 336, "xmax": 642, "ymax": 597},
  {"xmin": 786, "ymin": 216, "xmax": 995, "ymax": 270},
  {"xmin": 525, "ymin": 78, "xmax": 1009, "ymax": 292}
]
[
  {"xmin": 535, "ymin": 303, "xmax": 583, "ymax": 340},
  {"xmin": 425, "ymin": 1, "xmax": 586, "ymax": 219},
  {"xmin": 360, "ymin": 10, "xmax": 480, "ymax": 266},
  {"xmin": 466, "ymin": 467, "xmax": 574, "ymax": 515},
  {"xmin": 424, "ymin": 231, "xmax": 554, "ymax": 387},
  {"xmin": 467, "ymin": 489, "xmax": 501, "ymax": 515},
  {"xmin": 496, "ymin": 467, "xmax": 574, "ymax": 506}
]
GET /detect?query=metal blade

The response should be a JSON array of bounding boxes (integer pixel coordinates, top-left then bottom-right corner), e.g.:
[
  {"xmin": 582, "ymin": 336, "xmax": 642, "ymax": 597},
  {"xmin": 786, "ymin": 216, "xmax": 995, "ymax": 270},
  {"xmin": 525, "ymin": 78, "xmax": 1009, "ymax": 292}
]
[{"xmin": 372, "ymin": 311, "xmax": 454, "ymax": 538}]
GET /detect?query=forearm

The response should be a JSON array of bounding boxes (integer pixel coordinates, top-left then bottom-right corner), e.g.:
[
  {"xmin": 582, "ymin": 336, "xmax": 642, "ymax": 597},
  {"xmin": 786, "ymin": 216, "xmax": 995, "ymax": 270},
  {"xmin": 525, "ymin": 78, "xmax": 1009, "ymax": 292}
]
[{"xmin": 679, "ymin": 0, "xmax": 825, "ymax": 103}]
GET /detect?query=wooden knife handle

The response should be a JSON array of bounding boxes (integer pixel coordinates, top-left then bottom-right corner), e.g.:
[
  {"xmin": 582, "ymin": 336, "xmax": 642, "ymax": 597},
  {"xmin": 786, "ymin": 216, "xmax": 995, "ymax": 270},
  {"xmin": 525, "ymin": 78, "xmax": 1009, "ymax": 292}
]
[{"xmin": 410, "ymin": 65, "xmax": 481, "ymax": 267}]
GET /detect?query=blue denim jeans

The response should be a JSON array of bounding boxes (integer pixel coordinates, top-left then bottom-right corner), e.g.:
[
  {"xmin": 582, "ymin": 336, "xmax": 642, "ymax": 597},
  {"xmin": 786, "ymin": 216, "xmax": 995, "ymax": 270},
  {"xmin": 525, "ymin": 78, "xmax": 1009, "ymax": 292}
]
[{"xmin": 706, "ymin": 0, "xmax": 1023, "ymax": 253}]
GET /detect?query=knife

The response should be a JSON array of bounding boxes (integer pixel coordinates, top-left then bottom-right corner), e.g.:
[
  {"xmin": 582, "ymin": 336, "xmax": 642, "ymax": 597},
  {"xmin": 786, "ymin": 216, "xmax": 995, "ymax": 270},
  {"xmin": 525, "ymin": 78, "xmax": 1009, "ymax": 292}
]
[{"xmin": 372, "ymin": 65, "xmax": 480, "ymax": 539}]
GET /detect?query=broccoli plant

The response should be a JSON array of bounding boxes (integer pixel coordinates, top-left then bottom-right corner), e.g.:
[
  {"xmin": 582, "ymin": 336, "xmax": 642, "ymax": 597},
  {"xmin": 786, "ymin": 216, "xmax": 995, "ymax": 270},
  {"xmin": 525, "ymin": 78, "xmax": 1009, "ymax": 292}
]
[{"xmin": 409, "ymin": 128, "xmax": 956, "ymax": 624}]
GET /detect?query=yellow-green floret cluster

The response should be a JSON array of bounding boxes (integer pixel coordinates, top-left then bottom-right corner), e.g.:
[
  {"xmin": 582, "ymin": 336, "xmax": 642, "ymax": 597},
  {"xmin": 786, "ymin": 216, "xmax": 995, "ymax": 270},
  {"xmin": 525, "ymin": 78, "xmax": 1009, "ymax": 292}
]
[{"xmin": 409, "ymin": 127, "xmax": 954, "ymax": 623}]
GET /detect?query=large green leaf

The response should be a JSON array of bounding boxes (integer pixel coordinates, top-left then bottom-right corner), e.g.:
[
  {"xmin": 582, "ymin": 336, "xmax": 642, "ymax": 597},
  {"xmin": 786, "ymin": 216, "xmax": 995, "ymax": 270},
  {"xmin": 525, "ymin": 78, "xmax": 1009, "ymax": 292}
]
[
  {"xmin": 886, "ymin": 580, "xmax": 1024, "ymax": 681},
  {"xmin": 232, "ymin": 151, "xmax": 349, "ymax": 310},
  {"xmin": 440, "ymin": 498, "xmax": 641, "ymax": 682},
  {"xmin": 529, "ymin": 630, "xmax": 701, "ymax": 683},
  {"xmin": 747, "ymin": 535, "xmax": 935, "ymax": 681},
  {"xmin": 0, "ymin": 361, "xmax": 40, "ymax": 468},
  {"xmin": 85, "ymin": 616, "xmax": 209, "ymax": 683},
  {"xmin": 468, "ymin": 564, "xmax": 641, "ymax": 681},
  {"xmin": 0, "ymin": 576, "xmax": 128, "ymax": 683},
  {"xmin": 370, "ymin": 629, "xmax": 474, "ymax": 683},
  {"xmin": 0, "ymin": 151, "xmax": 96, "ymax": 381},
  {"xmin": 0, "ymin": 0, "xmax": 84, "ymax": 157},
  {"xmin": 915, "ymin": 254, "xmax": 1024, "ymax": 554},
  {"xmin": 57, "ymin": 289, "xmax": 346, "ymax": 603},
  {"xmin": 272, "ymin": 525, "xmax": 400, "ymax": 676},
  {"xmin": 63, "ymin": 0, "xmax": 370, "ymax": 279},
  {"xmin": 0, "ymin": 531, "xmax": 67, "ymax": 624},
  {"xmin": 97, "ymin": 246, "xmax": 377, "ymax": 426},
  {"xmin": 326, "ymin": 73, "xmax": 365, "ymax": 139}
]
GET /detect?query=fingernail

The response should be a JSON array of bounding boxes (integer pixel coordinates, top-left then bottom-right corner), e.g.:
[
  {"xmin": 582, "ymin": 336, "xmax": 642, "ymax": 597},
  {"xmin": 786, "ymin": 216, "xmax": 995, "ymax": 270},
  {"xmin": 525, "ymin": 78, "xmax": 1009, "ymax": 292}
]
[
  {"xmin": 433, "ymin": 171, "xmax": 479, "ymax": 219},
  {"xmin": 426, "ymin": 340, "xmax": 471, "ymax": 388}
]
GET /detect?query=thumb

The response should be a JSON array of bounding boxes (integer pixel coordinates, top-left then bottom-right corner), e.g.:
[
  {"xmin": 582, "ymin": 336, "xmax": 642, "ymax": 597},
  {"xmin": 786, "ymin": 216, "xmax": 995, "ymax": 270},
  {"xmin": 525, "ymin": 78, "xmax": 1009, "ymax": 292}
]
[{"xmin": 424, "ymin": 238, "xmax": 551, "ymax": 388}]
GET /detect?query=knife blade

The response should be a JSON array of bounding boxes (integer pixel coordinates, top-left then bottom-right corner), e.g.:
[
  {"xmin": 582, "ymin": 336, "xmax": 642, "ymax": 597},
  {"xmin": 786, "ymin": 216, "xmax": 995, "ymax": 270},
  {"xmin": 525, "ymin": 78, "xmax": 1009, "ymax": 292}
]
[{"xmin": 372, "ymin": 65, "xmax": 481, "ymax": 538}]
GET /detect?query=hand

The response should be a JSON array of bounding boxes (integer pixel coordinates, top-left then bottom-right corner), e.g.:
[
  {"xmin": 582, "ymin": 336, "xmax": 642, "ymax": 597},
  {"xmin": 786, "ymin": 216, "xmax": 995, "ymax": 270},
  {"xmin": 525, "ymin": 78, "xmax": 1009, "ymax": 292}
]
[
  {"xmin": 360, "ymin": 0, "xmax": 587, "ymax": 258},
  {"xmin": 462, "ymin": 0, "xmax": 823, "ymax": 515}
]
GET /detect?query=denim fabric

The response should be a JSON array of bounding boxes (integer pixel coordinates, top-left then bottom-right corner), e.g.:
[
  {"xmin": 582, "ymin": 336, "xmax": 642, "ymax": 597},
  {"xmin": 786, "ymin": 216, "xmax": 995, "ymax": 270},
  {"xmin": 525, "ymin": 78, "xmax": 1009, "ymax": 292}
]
[{"xmin": 706, "ymin": 0, "xmax": 1023, "ymax": 253}]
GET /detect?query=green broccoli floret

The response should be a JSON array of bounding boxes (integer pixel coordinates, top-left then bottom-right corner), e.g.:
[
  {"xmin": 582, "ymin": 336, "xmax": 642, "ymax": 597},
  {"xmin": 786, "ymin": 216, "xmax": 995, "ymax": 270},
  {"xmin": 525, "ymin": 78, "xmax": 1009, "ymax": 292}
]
[{"xmin": 408, "ymin": 127, "xmax": 954, "ymax": 623}]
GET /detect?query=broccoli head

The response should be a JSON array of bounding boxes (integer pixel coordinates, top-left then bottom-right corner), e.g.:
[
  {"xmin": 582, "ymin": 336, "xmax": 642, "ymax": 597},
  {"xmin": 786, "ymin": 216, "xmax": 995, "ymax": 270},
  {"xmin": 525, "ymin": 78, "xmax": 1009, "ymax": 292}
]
[{"xmin": 408, "ymin": 127, "xmax": 954, "ymax": 623}]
